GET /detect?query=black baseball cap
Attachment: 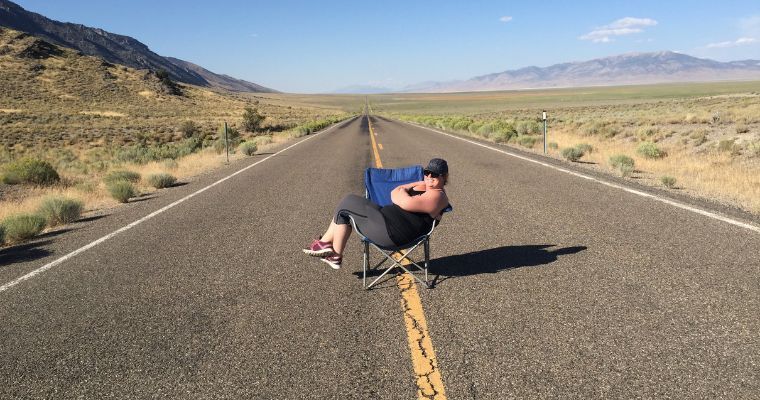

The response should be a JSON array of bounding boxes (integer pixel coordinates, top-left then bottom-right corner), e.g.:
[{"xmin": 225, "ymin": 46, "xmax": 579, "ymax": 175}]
[{"xmin": 424, "ymin": 158, "xmax": 448, "ymax": 175}]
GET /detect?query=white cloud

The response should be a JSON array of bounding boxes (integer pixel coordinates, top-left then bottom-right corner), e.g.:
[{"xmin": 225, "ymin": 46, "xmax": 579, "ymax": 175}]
[
  {"xmin": 705, "ymin": 37, "xmax": 757, "ymax": 48},
  {"xmin": 499, "ymin": 16, "xmax": 512, "ymax": 23},
  {"xmin": 250, "ymin": 33, "xmax": 259, "ymax": 38},
  {"xmin": 608, "ymin": 17, "xmax": 657, "ymax": 29},
  {"xmin": 580, "ymin": 17, "xmax": 658, "ymax": 43}
]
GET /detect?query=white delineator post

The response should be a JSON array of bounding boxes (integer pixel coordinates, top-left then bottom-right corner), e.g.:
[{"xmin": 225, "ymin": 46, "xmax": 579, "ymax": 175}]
[{"xmin": 542, "ymin": 110, "xmax": 547, "ymax": 154}]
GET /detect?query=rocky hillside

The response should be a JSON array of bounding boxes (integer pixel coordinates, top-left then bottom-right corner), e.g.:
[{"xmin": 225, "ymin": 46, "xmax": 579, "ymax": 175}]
[
  {"xmin": 166, "ymin": 57, "xmax": 274, "ymax": 93},
  {"xmin": 0, "ymin": 26, "xmax": 325, "ymax": 154},
  {"xmin": 0, "ymin": 0, "xmax": 275, "ymax": 92}
]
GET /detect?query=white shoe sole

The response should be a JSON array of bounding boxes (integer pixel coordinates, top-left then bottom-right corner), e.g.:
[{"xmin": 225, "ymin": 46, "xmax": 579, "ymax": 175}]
[
  {"xmin": 302, "ymin": 248, "xmax": 335, "ymax": 257},
  {"xmin": 320, "ymin": 258, "xmax": 341, "ymax": 270}
]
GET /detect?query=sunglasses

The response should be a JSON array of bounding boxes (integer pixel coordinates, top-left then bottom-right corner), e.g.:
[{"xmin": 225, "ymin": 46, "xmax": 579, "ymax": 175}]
[{"xmin": 424, "ymin": 170, "xmax": 441, "ymax": 178}]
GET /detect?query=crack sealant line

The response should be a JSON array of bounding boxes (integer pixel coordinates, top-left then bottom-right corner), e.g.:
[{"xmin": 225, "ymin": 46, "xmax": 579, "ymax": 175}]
[
  {"xmin": 369, "ymin": 115, "xmax": 447, "ymax": 400},
  {"xmin": 399, "ymin": 119, "xmax": 760, "ymax": 235},
  {"xmin": 0, "ymin": 118, "xmax": 355, "ymax": 294},
  {"xmin": 397, "ymin": 269, "xmax": 447, "ymax": 400}
]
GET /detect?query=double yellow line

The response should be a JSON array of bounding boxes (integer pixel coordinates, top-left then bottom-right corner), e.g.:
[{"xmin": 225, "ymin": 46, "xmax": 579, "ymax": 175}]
[{"xmin": 367, "ymin": 116, "xmax": 447, "ymax": 400}]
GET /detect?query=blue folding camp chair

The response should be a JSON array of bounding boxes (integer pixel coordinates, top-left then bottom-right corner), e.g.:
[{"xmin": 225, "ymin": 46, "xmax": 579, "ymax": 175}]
[{"xmin": 348, "ymin": 165, "xmax": 452, "ymax": 289}]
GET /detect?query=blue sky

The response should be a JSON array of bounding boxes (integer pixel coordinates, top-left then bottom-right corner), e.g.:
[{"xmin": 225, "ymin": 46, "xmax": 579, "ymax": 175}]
[{"xmin": 13, "ymin": 0, "xmax": 760, "ymax": 93}]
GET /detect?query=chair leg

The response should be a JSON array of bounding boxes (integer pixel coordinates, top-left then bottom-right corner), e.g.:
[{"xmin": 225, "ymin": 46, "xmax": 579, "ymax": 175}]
[
  {"xmin": 424, "ymin": 239, "xmax": 430, "ymax": 288},
  {"xmin": 363, "ymin": 240, "xmax": 435, "ymax": 290},
  {"xmin": 363, "ymin": 241, "xmax": 369, "ymax": 289}
]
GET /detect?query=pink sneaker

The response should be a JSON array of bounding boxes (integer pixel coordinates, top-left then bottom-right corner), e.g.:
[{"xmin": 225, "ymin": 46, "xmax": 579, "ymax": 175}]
[
  {"xmin": 302, "ymin": 238, "xmax": 334, "ymax": 257},
  {"xmin": 320, "ymin": 254, "xmax": 342, "ymax": 270}
]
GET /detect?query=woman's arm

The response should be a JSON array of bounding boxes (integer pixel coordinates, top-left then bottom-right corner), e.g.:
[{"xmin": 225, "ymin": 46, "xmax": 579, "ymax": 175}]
[
  {"xmin": 397, "ymin": 181, "xmax": 424, "ymax": 191},
  {"xmin": 390, "ymin": 184, "xmax": 410, "ymax": 205},
  {"xmin": 390, "ymin": 181, "xmax": 424, "ymax": 204},
  {"xmin": 393, "ymin": 189, "xmax": 445, "ymax": 215}
]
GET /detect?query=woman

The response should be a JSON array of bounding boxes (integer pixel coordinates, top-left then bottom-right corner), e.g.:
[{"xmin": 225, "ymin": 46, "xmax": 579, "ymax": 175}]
[{"xmin": 303, "ymin": 158, "xmax": 450, "ymax": 269}]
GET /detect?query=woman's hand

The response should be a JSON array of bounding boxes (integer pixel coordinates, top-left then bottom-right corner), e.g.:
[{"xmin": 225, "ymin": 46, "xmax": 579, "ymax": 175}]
[
  {"xmin": 390, "ymin": 184, "xmax": 410, "ymax": 204},
  {"xmin": 399, "ymin": 181, "xmax": 423, "ymax": 191}
]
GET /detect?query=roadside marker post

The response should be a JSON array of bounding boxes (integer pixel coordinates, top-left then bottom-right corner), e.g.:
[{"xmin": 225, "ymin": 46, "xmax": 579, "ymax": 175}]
[
  {"xmin": 224, "ymin": 121, "xmax": 229, "ymax": 163},
  {"xmin": 542, "ymin": 110, "xmax": 548, "ymax": 154}
]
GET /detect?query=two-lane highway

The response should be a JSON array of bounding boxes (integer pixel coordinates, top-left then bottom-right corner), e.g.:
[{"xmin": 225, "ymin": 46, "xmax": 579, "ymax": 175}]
[{"xmin": 2, "ymin": 114, "xmax": 759, "ymax": 399}]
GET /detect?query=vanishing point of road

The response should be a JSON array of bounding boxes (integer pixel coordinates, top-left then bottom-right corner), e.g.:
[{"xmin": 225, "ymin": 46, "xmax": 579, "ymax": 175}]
[{"xmin": 1, "ymin": 115, "xmax": 759, "ymax": 399}]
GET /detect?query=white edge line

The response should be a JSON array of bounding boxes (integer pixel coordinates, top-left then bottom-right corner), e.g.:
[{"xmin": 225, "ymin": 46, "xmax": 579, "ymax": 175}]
[
  {"xmin": 399, "ymin": 119, "xmax": 760, "ymax": 235},
  {"xmin": 0, "ymin": 118, "xmax": 355, "ymax": 294}
]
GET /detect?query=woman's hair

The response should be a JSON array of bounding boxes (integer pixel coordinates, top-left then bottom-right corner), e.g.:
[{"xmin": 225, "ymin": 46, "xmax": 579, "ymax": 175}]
[{"xmin": 441, "ymin": 173, "xmax": 449, "ymax": 186}]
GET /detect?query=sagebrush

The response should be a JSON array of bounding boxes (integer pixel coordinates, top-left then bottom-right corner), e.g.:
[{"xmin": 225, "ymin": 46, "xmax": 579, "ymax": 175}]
[
  {"xmin": 661, "ymin": 176, "xmax": 677, "ymax": 188},
  {"xmin": 37, "ymin": 196, "xmax": 84, "ymax": 226},
  {"xmin": 103, "ymin": 170, "xmax": 141, "ymax": 184},
  {"xmin": 2, "ymin": 158, "xmax": 60, "ymax": 185},
  {"xmin": 610, "ymin": 154, "xmax": 635, "ymax": 177},
  {"xmin": 238, "ymin": 142, "xmax": 258, "ymax": 156},
  {"xmin": 2, "ymin": 213, "xmax": 46, "ymax": 243},
  {"xmin": 107, "ymin": 180, "xmax": 136, "ymax": 203},
  {"xmin": 147, "ymin": 173, "xmax": 177, "ymax": 189},
  {"xmin": 561, "ymin": 147, "xmax": 584, "ymax": 162}
]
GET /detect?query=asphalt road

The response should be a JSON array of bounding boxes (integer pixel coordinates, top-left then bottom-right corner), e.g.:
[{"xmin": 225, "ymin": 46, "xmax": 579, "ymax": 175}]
[{"xmin": 2, "ymin": 115, "xmax": 760, "ymax": 399}]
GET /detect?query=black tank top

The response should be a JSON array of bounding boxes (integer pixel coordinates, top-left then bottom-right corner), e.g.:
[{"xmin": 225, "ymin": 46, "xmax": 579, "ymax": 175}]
[{"xmin": 380, "ymin": 188, "xmax": 435, "ymax": 246}]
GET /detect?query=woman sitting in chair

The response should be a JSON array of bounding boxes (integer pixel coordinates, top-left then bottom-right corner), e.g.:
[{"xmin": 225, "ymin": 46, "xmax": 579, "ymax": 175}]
[{"xmin": 303, "ymin": 158, "xmax": 450, "ymax": 269}]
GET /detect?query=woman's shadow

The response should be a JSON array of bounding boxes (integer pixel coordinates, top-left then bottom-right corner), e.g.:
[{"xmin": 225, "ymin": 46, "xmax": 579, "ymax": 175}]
[{"xmin": 430, "ymin": 244, "xmax": 587, "ymax": 287}]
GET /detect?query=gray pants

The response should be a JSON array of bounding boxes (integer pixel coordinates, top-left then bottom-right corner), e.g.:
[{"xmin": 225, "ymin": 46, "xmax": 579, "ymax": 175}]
[{"xmin": 334, "ymin": 194, "xmax": 395, "ymax": 248}]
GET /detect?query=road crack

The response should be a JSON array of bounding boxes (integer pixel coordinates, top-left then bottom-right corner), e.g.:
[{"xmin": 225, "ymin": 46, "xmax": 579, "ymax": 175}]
[{"xmin": 397, "ymin": 272, "xmax": 446, "ymax": 399}]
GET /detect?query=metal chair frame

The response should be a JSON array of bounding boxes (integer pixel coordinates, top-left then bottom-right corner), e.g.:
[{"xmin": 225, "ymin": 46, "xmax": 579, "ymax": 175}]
[{"xmin": 349, "ymin": 214, "xmax": 440, "ymax": 289}]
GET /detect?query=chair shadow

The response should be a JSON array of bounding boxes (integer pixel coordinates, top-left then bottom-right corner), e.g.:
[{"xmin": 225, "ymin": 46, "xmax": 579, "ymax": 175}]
[
  {"xmin": 354, "ymin": 244, "xmax": 587, "ymax": 289},
  {"xmin": 0, "ymin": 239, "xmax": 54, "ymax": 266},
  {"xmin": 430, "ymin": 244, "xmax": 587, "ymax": 287}
]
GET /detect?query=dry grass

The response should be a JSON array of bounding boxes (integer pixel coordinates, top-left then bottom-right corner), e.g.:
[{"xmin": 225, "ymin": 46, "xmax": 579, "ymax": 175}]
[
  {"xmin": 0, "ymin": 148, "xmax": 244, "ymax": 221},
  {"xmin": 0, "ymin": 184, "xmax": 111, "ymax": 222},
  {"xmin": 545, "ymin": 129, "xmax": 760, "ymax": 212},
  {"xmin": 78, "ymin": 111, "xmax": 127, "ymax": 117},
  {"xmin": 135, "ymin": 149, "xmax": 242, "ymax": 180}
]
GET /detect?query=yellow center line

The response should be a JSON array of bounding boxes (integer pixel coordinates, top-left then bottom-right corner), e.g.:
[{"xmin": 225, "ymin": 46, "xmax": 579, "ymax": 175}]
[
  {"xmin": 367, "ymin": 115, "xmax": 447, "ymax": 400},
  {"xmin": 368, "ymin": 116, "xmax": 383, "ymax": 168}
]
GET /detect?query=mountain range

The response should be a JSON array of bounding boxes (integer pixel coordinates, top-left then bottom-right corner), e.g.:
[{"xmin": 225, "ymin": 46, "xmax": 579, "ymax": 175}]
[
  {"xmin": 4, "ymin": 0, "xmax": 760, "ymax": 95},
  {"xmin": 340, "ymin": 52, "xmax": 760, "ymax": 94},
  {"xmin": 0, "ymin": 0, "xmax": 275, "ymax": 93}
]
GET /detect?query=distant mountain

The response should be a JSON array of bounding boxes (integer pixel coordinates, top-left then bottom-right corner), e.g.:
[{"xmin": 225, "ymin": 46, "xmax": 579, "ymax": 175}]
[
  {"xmin": 405, "ymin": 52, "xmax": 760, "ymax": 93},
  {"xmin": 0, "ymin": 0, "xmax": 276, "ymax": 92},
  {"xmin": 400, "ymin": 80, "xmax": 459, "ymax": 93},
  {"xmin": 331, "ymin": 85, "xmax": 394, "ymax": 94}
]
